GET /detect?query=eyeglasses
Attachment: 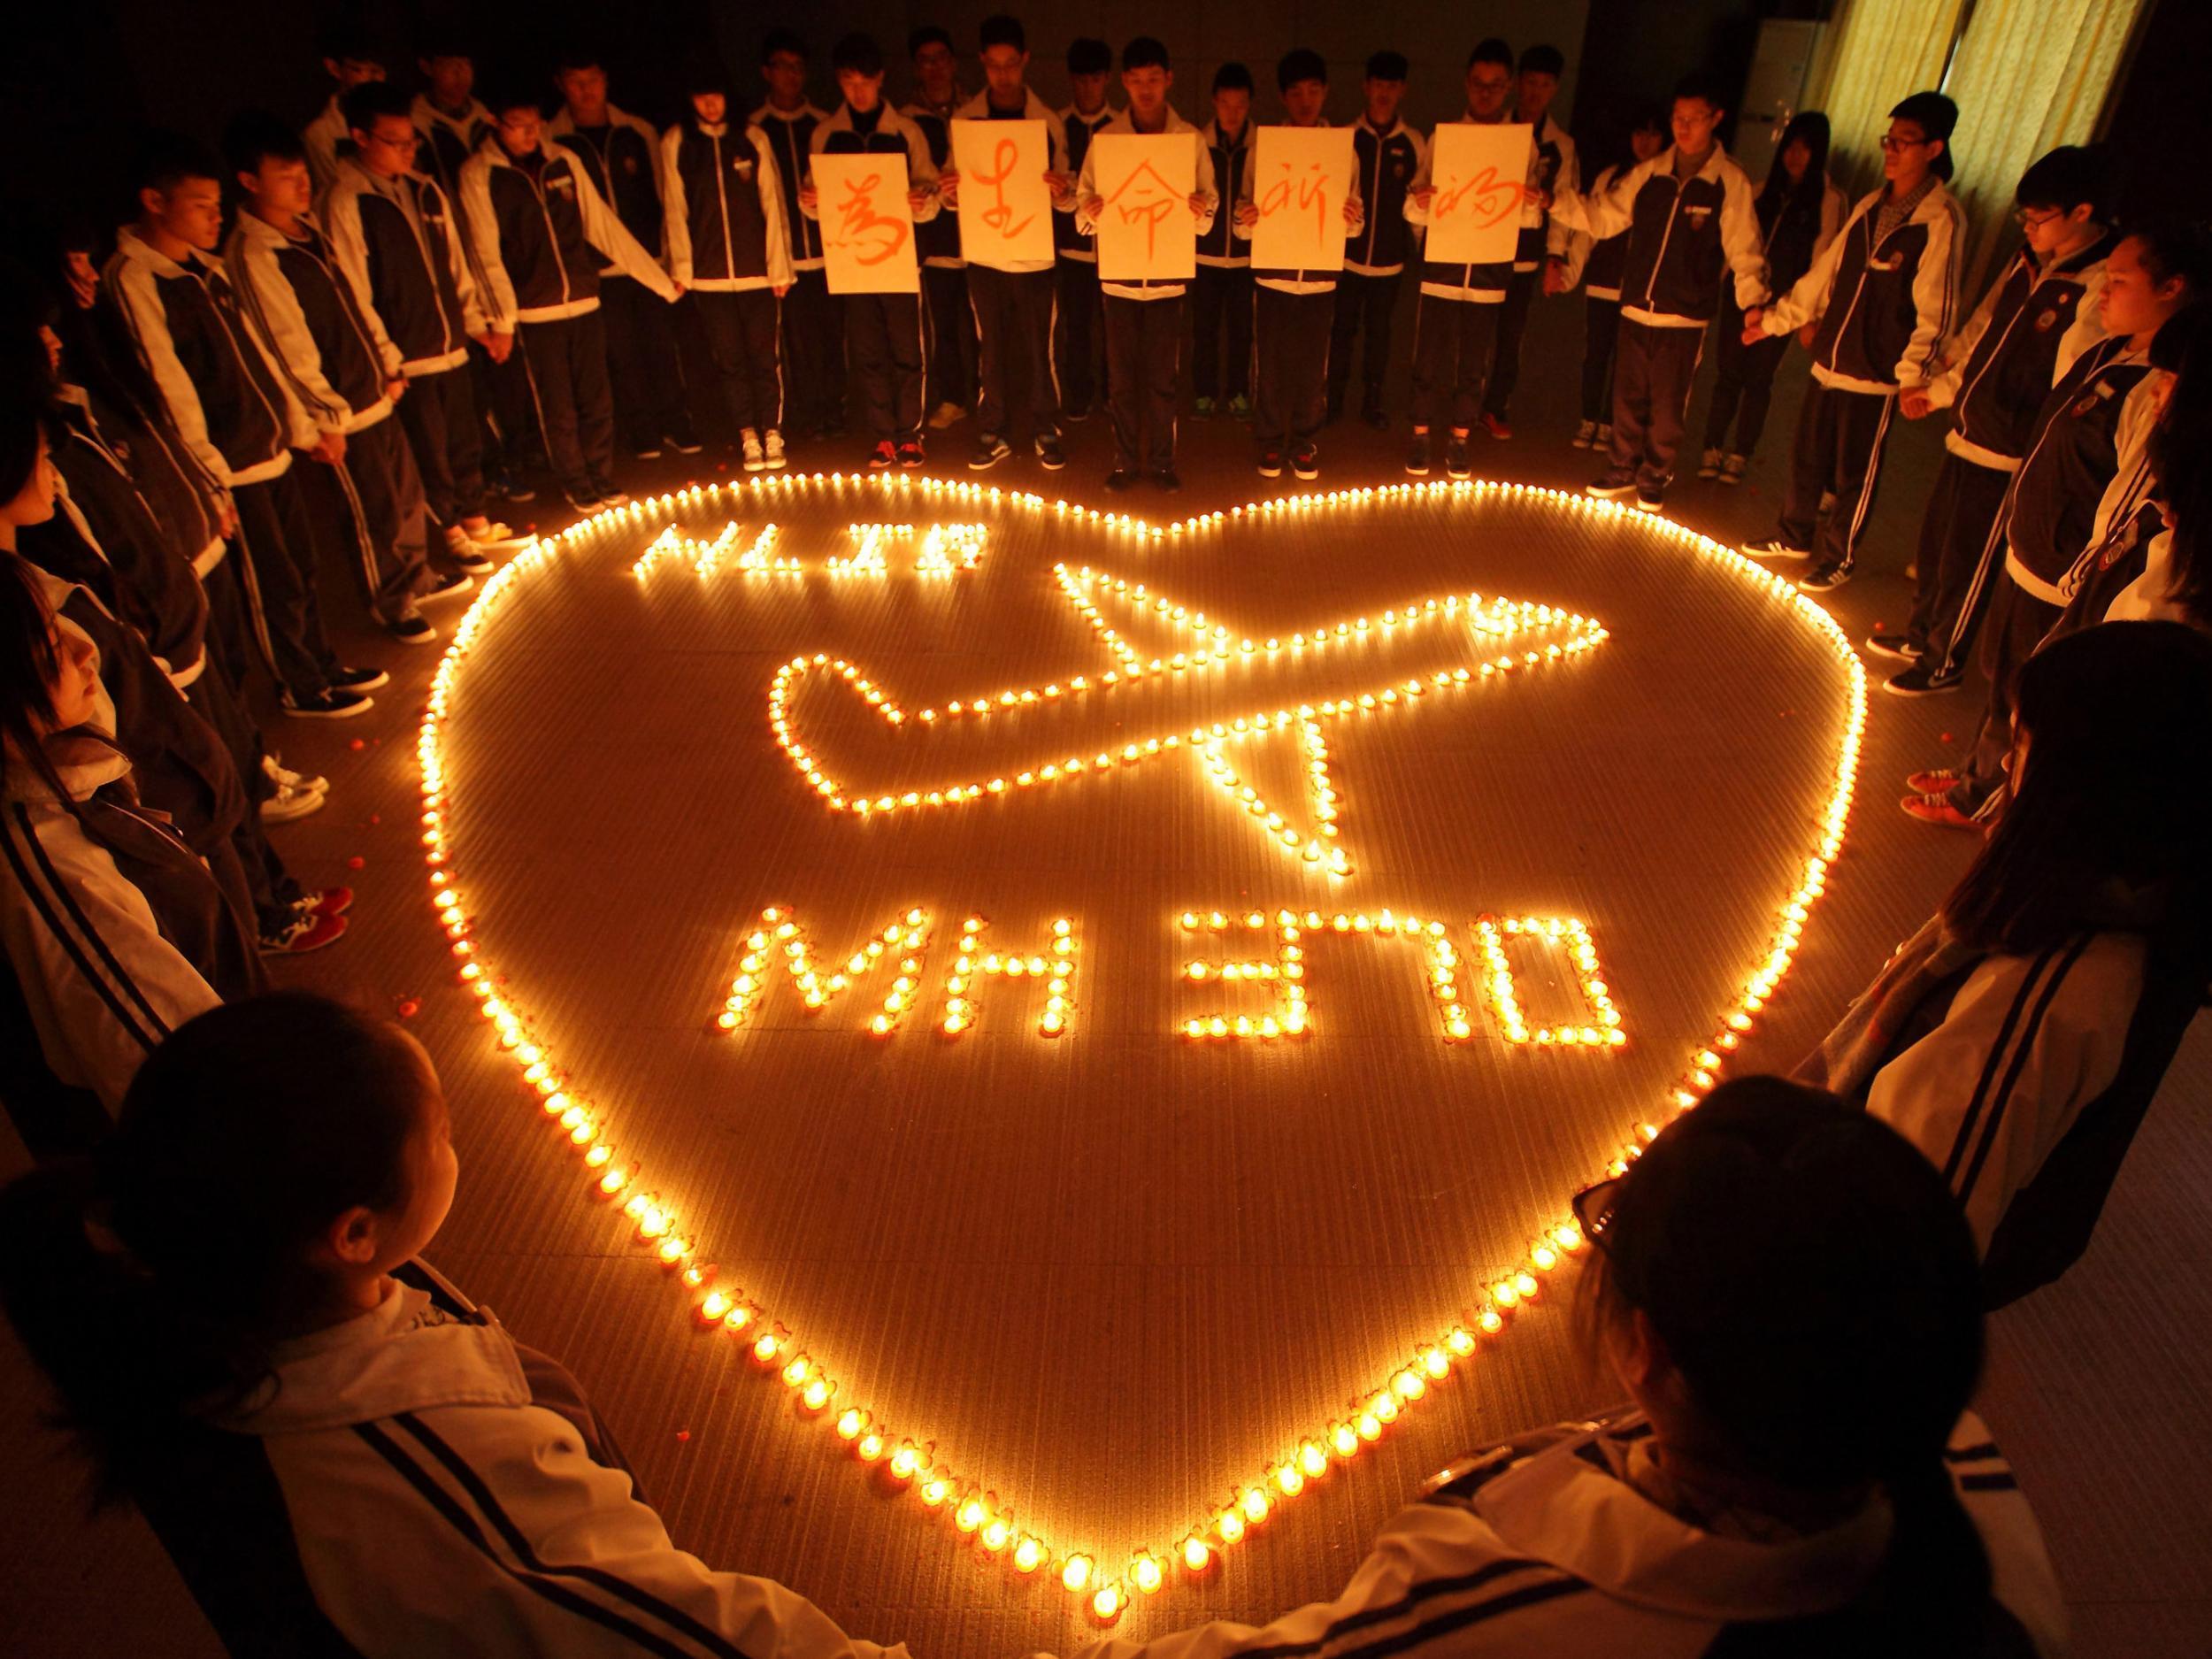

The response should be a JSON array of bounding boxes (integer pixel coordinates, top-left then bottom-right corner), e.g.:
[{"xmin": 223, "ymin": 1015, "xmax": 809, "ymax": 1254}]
[
  {"xmin": 2014, "ymin": 206, "xmax": 2062, "ymax": 230},
  {"xmin": 1570, "ymin": 1175, "xmax": 1622, "ymax": 1255},
  {"xmin": 1878, "ymin": 133, "xmax": 1931, "ymax": 153}
]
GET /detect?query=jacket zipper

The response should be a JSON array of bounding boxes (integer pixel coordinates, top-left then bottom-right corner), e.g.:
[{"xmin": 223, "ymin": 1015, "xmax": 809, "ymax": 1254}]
[
  {"xmin": 195, "ymin": 267, "xmax": 288, "ymax": 459},
  {"xmin": 299, "ymin": 234, "xmax": 389, "ymax": 403},
  {"xmin": 1820, "ymin": 200, "xmax": 1925, "ymax": 379},
  {"xmin": 511, "ymin": 155, "xmax": 573, "ymax": 309},
  {"xmin": 396, "ymin": 178, "xmax": 461, "ymax": 357},
  {"xmin": 713, "ymin": 131, "xmax": 736, "ymax": 282},
  {"xmin": 1637, "ymin": 167, "xmax": 1688, "ymax": 314}
]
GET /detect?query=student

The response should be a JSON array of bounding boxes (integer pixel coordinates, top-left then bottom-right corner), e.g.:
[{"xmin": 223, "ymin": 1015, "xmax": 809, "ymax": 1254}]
[
  {"xmin": 1194, "ymin": 64, "xmax": 1256, "ymax": 423},
  {"xmin": 2074, "ymin": 317, "xmax": 2209, "ymax": 631},
  {"xmin": 1483, "ymin": 43, "xmax": 1577, "ymax": 440},
  {"xmin": 1697, "ymin": 112, "xmax": 1846, "ymax": 485},
  {"xmin": 1325, "ymin": 52, "xmax": 1421, "ymax": 430},
  {"xmin": 663, "ymin": 65, "xmax": 795, "ymax": 472},
  {"xmin": 1060, "ymin": 1076, "xmax": 2062, "ymax": 1657},
  {"xmin": 752, "ymin": 30, "xmax": 844, "ymax": 442},
  {"xmin": 300, "ymin": 22, "xmax": 386, "ymax": 198},
  {"xmin": 1054, "ymin": 39, "xmax": 1118, "ymax": 424},
  {"xmin": 104, "ymin": 134, "xmax": 384, "ymax": 718},
  {"xmin": 801, "ymin": 34, "xmax": 944, "ymax": 472},
  {"xmin": 902, "ymin": 27, "xmax": 976, "ymax": 434},
  {"xmin": 939, "ymin": 15, "xmax": 1075, "ymax": 473},
  {"xmin": 222, "ymin": 115, "xmax": 459, "ymax": 648},
  {"xmin": 1553, "ymin": 73, "xmax": 1765, "ymax": 514},
  {"xmin": 1074, "ymin": 38, "xmax": 1218, "ymax": 493},
  {"xmin": 411, "ymin": 35, "xmax": 492, "ymax": 206},
  {"xmin": 549, "ymin": 53, "xmax": 701, "ymax": 465},
  {"xmin": 1877, "ymin": 146, "xmax": 2117, "ymax": 694},
  {"xmin": 327, "ymin": 81, "xmax": 524, "ymax": 572},
  {"xmin": 1740, "ymin": 92, "xmax": 1966, "ymax": 592},
  {"xmin": 0, "ymin": 992, "xmax": 916, "ymax": 1655},
  {"xmin": 460, "ymin": 85, "xmax": 682, "ymax": 513},
  {"xmin": 1807, "ymin": 621, "xmax": 2212, "ymax": 1308},
  {"xmin": 1235, "ymin": 49, "xmax": 1365, "ymax": 480},
  {"xmin": 1402, "ymin": 41, "xmax": 1517, "ymax": 480},
  {"xmin": 1563, "ymin": 109, "xmax": 1665, "ymax": 452},
  {"xmin": 1903, "ymin": 224, "xmax": 2202, "ymax": 829}
]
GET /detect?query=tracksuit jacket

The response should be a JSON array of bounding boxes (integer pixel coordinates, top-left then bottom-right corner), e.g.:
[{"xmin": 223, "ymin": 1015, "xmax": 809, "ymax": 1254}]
[
  {"xmin": 802, "ymin": 104, "xmax": 944, "ymax": 219},
  {"xmin": 749, "ymin": 102, "xmax": 829, "ymax": 272},
  {"xmin": 1557, "ymin": 143, "xmax": 1768, "ymax": 326},
  {"xmin": 1511, "ymin": 112, "xmax": 1578, "ymax": 273},
  {"xmin": 226, "ymin": 211, "xmax": 400, "ymax": 436},
  {"xmin": 1344, "ymin": 117, "xmax": 1425, "ymax": 278},
  {"xmin": 549, "ymin": 105, "xmax": 668, "ymax": 276},
  {"xmin": 103, "ymin": 227, "xmax": 318, "ymax": 491},
  {"xmin": 1924, "ymin": 234, "xmax": 2116, "ymax": 472},
  {"xmin": 1402, "ymin": 116, "xmax": 1524, "ymax": 303},
  {"xmin": 1751, "ymin": 173, "xmax": 1847, "ymax": 311},
  {"xmin": 2008, "ymin": 335, "xmax": 2161, "ymax": 605},
  {"xmin": 1056, "ymin": 105, "xmax": 1118, "ymax": 263},
  {"xmin": 1759, "ymin": 180, "xmax": 1966, "ymax": 393},
  {"xmin": 458, "ymin": 139, "xmax": 679, "ymax": 330},
  {"xmin": 302, "ymin": 93, "xmax": 352, "ymax": 196},
  {"xmin": 1197, "ymin": 121, "xmax": 1253, "ymax": 270},
  {"xmin": 1561, "ymin": 162, "xmax": 1628, "ymax": 296},
  {"xmin": 1234, "ymin": 121, "xmax": 1366, "ymax": 295},
  {"xmin": 1051, "ymin": 1410, "xmax": 2060, "ymax": 1659},
  {"xmin": 322, "ymin": 157, "xmax": 488, "ymax": 378},
  {"xmin": 661, "ymin": 119, "xmax": 795, "ymax": 292},
  {"xmin": 950, "ymin": 88, "xmax": 1077, "ymax": 274},
  {"xmin": 1072, "ymin": 108, "xmax": 1221, "ymax": 300},
  {"xmin": 901, "ymin": 96, "xmax": 966, "ymax": 269},
  {"xmin": 411, "ymin": 96, "xmax": 495, "ymax": 213}
]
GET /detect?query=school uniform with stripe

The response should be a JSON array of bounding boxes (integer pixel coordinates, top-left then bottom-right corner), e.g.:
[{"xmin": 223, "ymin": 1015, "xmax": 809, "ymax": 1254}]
[
  {"xmin": 662, "ymin": 116, "xmax": 794, "ymax": 435},
  {"xmin": 1192, "ymin": 119, "xmax": 1254, "ymax": 408},
  {"xmin": 1234, "ymin": 122, "xmax": 1366, "ymax": 455},
  {"xmin": 1329, "ymin": 116, "xmax": 1425, "ymax": 418},
  {"xmin": 751, "ymin": 101, "xmax": 844, "ymax": 435},
  {"xmin": 1055, "ymin": 104, "xmax": 1118, "ymax": 415}
]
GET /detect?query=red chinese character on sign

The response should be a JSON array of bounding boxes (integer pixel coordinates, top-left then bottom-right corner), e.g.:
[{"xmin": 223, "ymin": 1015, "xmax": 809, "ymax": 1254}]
[
  {"xmin": 833, "ymin": 171, "xmax": 910, "ymax": 265},
  {"xmin": 1105, "ymin": 157, "xmax": 1180, "ymax": 258},
  {"xmin": 1259, "ymin": 162, "xmax": 1334, "ymax": 243},
  {"xmin": 973, "ymin": 136, "xmax": 1037, "ymax": 242},
  {"xmin": 1436, "ymin": 165, "xmax": 1523, "ymax": 228}
]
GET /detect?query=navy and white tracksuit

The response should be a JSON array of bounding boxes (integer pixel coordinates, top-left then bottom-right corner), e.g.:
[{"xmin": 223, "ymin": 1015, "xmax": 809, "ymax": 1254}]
[
  {"xmin": 1194, "ymin": 119, "xmax": 1254, "ymax": 406},
  {"xmin": 1561, "ymin": 163, "xmax": 1631, "ymax": 426},
  {"xmin": 1484, "ymin": 112, "xmax": 1578, "ymax": 424},
  {"xmin": 663, "ymin": 115, "xmax": 795, "ymax": 434},
  {"xmin": 1402, "ymin": 117, "xmax": 1519, "ymax": 434},
  {"xmin": 751, "ymin": 100, "xmax": 843, "ymax": 435},
  {"xmin": 1703, "ymin": 173, "xmax": 1847, "ymax": 458},
  {"xmin": 953, "ymin": 88, "xmax": 1076, "ymax": 447},
  {"xmin": 900, "ymin": 96, "xmax": 976, "ymax": 421},
  {"xmin": 1236, "ymin": 123, "xmax": 1366, "ymax": 457},
  {"xmin": 1328, "ymin": 116, "xmax": 1425, "ymax": 418},
  {"xmin": 1055, "ymin": 104, "xmax": 1118, "ymax": 415}
]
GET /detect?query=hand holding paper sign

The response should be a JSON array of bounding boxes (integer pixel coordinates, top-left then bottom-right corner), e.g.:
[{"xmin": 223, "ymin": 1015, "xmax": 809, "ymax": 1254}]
[
  {"xmin": 1248, "ymin": 126, "xmax": 1356, "ymax": 272},
  {"xmin": 949, "ymin": 119, "xmax": 1056, "ymax": 268},
  {"xmin": 1425, "ymin": 123, "xmax": 1531, "ymax": 266},
  {"xmin": 813, "ymin": 152, "xmax": 921, "ymax": 295},
  {"xmin": 1091, "ymin": 133, "xmax": 1197, "ymax": 281}
]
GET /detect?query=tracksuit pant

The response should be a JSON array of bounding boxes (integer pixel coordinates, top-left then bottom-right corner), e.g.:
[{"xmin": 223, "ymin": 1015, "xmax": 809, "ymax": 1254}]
[
  {"xmin": 1909, "ymin": 454, "xmax": 2016, "ymax": 672},
  {"xmin": 1254, "ymin": 287, "xmax": 1333, "ymax": 454},
  {"xmin": 294, "ymin": 418, "xmax": 429, "ymax": 626},
  {"xmin": 476, "ymin": 342, "xmax": 541, "ymax": 488},
  {"xmin": 1192, "ymin": 265, "xmax": 1252, "ymax": 403},
  {"xmin": 1947, "ymin": 572, "xmax": 2061, "ymax": 818},
  {"xmin": 396, "ymin": 363, "xmax": 487, "ymax": 530},
  {"xmin": 600, "ymin": 273, "xmax": 690, "ymax": 453},
  {"xmin": 922, "ymin": 265, "xmax": 976, "ymax": 417},
  {"xmin": 1608, "ymin": 319, "xmax": 1705, "ymax": 491},
  {"xmin": 1327, "ymin": 270, "xmax": 1400, "ymax": 416},
  {"xmin": 847, "ymin": 294, "xmax": 926, "ymax": 445},
  {"xmin": 781, "ymin": 268, "xmax": 846, "ymax": 435},
  {"xmin": 1055, "ymin": 257, "xmax": 1105, "ymax": 414},
  {"xmin": 228, "ymin": 466, "xmax": 340, "ymax": 703},
  {"xmin": 181, "ymin": 641, "xmax": 306, "ymax": 934},
  {"xmin": 1580, "ymin": 296, "xmax": 1621, "ymax": 425},
  {"xmin": 1103, "ymin": 294, "xmax": 1182, "ymax": 473},
  {"xmin": 518, "ymin": 309, "xmax": 617, "ymax": 500},
  {"xmin": 1409, "ymin": 295, "xmax": 1498, "ymax": 432},
  {"xmin": 1483, "ymin": 267, "xmax": 1540, "ymax": 421},
  {"xmin": 1703, "ymin": 295, "xmax": 1789, "ymax": 457},
  {"xmin": 968, "ymin": 265, "xmax": 1060, "ymax": 444},
  {"xmin": 1779, "ymin": 379, "xmax": 1899, "ymax": 573},
  {"xmin": 694, "ymin": 289, "xmax": 785, "ymax": 435}
]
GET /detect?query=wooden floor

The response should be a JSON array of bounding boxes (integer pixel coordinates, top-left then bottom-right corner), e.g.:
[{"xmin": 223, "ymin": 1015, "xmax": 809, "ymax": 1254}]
[{"xmin": 4, "ymin": 298, "xmax": 2208, "ymax": 1656}]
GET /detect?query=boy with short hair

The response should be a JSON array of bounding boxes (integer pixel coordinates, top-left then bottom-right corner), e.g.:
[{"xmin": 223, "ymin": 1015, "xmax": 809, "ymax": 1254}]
[
  {"xmin": 301, "ymin": 22, "xmax": 386, "ymax": 196},
  {"xmin": 1875, "ymin": 145, "xmax": 2116, "ymax": 694},
  {"xmin": 326, "ymin": 81, "xmax": 523, "ymax": 569},
  {"xmin": 1194, "ymin": 63, "xmax": 1256, "ymax": 422},
  {"xmin": 1054, "ymin": 37, "xmax": 1117, "ymax": 423},
  {"xmin": 1328, "ymin": 50, "xmax": 1422, "ymax": 430},
  {"xmin": 663, "ymin": 65, "xmax": 795, "ymax": 472},
  {"xmin": 1074, "ymin": 36, "xmax": 1218, "ymax": 492},
  {"xmin": 223, "ymin": 113, "xmax": 457, "ymax": 648},
  {"xmin": 1553, "ymin": 72, "xmax": 1766, "ymax": 512},
  {"xmin": 751, "ymin": 30, "xmax": 843, "ymax": 441},
  {"xmin": 901, "ymin": 26, "xmax": 977, "ymax": 433},
  {"xmin": 410, "ymin": 34, "xmax": 492, "ymax": 208},
  {"xmin": 549, "ymin": 51, "xmax": 700, "ymax": 463},
  {"xmin": 459, "ymin": 83, "xmax": 682, "ymax": 512},
  {"xmin": 1741, "ymin": 91, "xmax": 1965, "ymax": 591},
  {"xmin": 939, "ymin": 15, "xmax": 1076, "ymax": 472},
  {"xmin": 1486, "ymin": 43, "xmax": 1577, "ymax": 437},
  {"xmin": 800, "ymin": 33, "xmax": 944, "ymax": 471},
  {"xmin": 104, "ymin": 134, "xmax": 383, "ymax": 717},
  {"xmin": 1235, "ymin": 49, "xmax": 1365, "ymax": 480}
]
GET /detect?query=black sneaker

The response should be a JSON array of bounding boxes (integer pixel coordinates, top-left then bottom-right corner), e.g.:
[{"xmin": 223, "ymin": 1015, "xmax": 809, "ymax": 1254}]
[
  {"xmin": 1797, "ymin": 559, "xmax": 1854, "ymax": 594},
  {"xmin": 897, "ymin": 441, "xmax": 926, "ymax": 470},
  {"xmin": 1444, "ymin": 436, "xmax": 1471, "ymax": 480},
  {"xmin": 1863, "ymin": 630, "xmax": 1925, "ymax": 663},
  {"xmin": 1291, "ymin": 443, "xmax": 1319, "ymax": 480},
  {"xmin": 1035, "ymin": 433, "xmax": 1068, "ymax": 472},
  {"xmin": 1634, "ymin": 485, "xmax": 1664, "ymax": 513},
  {"xmin": 1257, "ymin": 447, "xmax": 1284, "ymax": 479},
  {"xmin": 594, "ymin": 488, "xmax": 634, "ymax": 509},
  {"xmin": 664, "ymin": 429, "xmax": 704, "ymax": 457},
  {"xmin": 419, "ymin": 571, "xmax": 474, "ymax": 603},
  {"xmin": 447, "ymin": 546, "xmax": 495, "ymax": 576},
  {"xmin": 1586, "ymin": 468, "xmax": 1638, "ymax": 499},
  {"xmin": 866, "ymin": 440, "xmax": 898, "ymax": 471},
  {"xmin": 565, "ymin": 489, "xmax": 602, "ymax": 512},
  {"xmin": 1884, "ymin": 662, "xmax": 1965, "ymax": 698},
  {"xmin": 1740, "ymin": 535, "xmax": 1810, "ymax": 560},
  {"xmin": 388, "ymin": 611, "xmax": 437, "ymax": 645},
  {"xmin": 1150, "ymin": 467, "xmax": 1181, "ymax": 492},
  {"xmin": 1063, "ymin": 403, "xmax": 1093, "ymax": 424},
  {"xmin": 1404, "ymin": 434, "xmax": 1431, "ymax": 476},
  {"xmin": 1104, "ymin": 467, "xmax": 1137, "ymax": 493},
  {"xmin": 495, "ymin": 475, "xmax": 537, "ymax": 504},
  {"xmin": 327, "ymin": 664, "xmax": 390, "ymax": 692},
  {"xmin": 281, "ymin": 687, "xmax": 374, "ymax": 719},
  {"xmin": 633, "ymin": 440, "xmax": 664, "ymax": 460},
  {"xmin": 969, "ymin": 433, "xmax": 1012, "ymax": 470}
]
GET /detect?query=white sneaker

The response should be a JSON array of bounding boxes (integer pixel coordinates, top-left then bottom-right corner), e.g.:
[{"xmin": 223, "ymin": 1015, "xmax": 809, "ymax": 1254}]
[
  {"xmin": 927, "ymin": 401, "xmax": 966, "ymax": 430},
  {"xmin": 1695, "ymin": 447, "xmax": 1723, "ymax": 480},
  {"xmin": 1571, "ymin": 419, "xmax": 1596, "ymax": 449},
  {"xmin": 262, "ymin": 753, "xmax": 328, "ymax": 795},
  {"xmin": 260, "ymin": 780, "xmax": 326, "ymax": 825},
  {"xmin": 741, "ymin": 433, "xmax": 766, "ymax": 472},
  {"xmin": 462, "ymin": 518, "xmax": 531, "ymax": 549},
  {"xmin": 763, "ymin": 429, "xmax": 788, "ymax": 470}
]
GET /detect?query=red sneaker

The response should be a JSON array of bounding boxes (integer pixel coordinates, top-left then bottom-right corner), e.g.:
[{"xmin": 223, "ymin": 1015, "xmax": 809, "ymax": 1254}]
[
  {"xmin": 1900, "ymin": 792, "xmax": 1979, "ymax": 830},
  {"xmin": 897, "ymin": 440, "xmax": 926, "ymax": 469},
  {"xmin": 1905, "ymin": 766, "xmax": 1962, "ymax": 795},
  {"xmin": 258, "ymin": 909, "xmax": 349, "ymax": 955},
  {"xmin": 1478, "ymin": 411, "xmax": 1513, "ymax": 441},
  {"xmin": 307, "ymin": 886, "xmax": 355, "ymax": 917},
  {"xmin": 866, "ymin": 441, "xmax": 898, "ymax": 471}
]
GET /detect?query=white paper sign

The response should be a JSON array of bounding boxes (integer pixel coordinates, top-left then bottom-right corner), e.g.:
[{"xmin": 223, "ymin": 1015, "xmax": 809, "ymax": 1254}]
[
  {"xmin": 814, "ymin": 151, "xmax": 920, "ymax": 295},
  {"xmin": 1090, "ymin": 133, "xmax": 1196, "ymax": 281},
  {"xmin": 1248, "ymin": 126, "xmax": 1355, "ymax": 273},
  {"xmin": 1425, "ymin": 123, "xmax": 1532, "ymax": 266},
  {"xmin": 950, "ymin": 119, "xmax": 1056, "ymax": 269}
]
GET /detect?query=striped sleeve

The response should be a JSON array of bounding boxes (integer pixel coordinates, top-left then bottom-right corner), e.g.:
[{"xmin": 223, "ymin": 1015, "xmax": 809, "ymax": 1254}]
[
  {"xmin": 1898, "ymin": 195, "xmax": 1966, "ymax": 387},
  {"xmin": 103, "ymin": 255, "xmax": 231, "ymax": 490},
  {"xmin": 0, "ymin": 800, "xmax": 220, "ymax": 1111},
  {"xmin": 227, "ymin": 232, "xmax": 351, "ymax": 432},
  {"xmin": 1865, "ymin": 934, "xmax": 2143, "ymax": 1252},
  {"xmin": 1945, "ymin": 1414, "xmax": 2069, "ymax": 1656}
]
